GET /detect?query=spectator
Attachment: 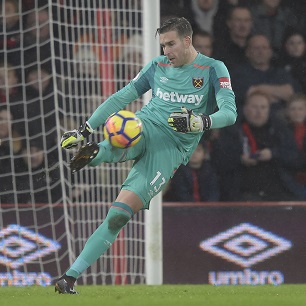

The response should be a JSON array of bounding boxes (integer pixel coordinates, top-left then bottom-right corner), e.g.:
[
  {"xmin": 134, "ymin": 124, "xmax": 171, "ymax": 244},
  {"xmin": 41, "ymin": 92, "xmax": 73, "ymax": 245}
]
[
  {"xmin": 0, "ymin": 62, "xmax": 23, "ymax": 122},
  {"xmin": 22, "ymin": 0, "xmax": 48, "ymax": 11},
  {"xmin": 193, "ymin": 29, "xmax": 214, "ymax": 57},
  {"xmin": 25, "ymin": 64, "xmax": 57, "ymax": 148},
  {"xmin": 0, "ymin": 105, "xmax": 22, "ymax": 203},
  {"xmin": 23, "ymin": 8, "xmax": 52, "ymax": 67},
  {"xmin": 250, "ymin": 0, "xmax": 298, "ymax": 58},
  {"xmin": 24, "ymin": 6, "xmax": 66, "ymax": 71},
  {"xmin": 0, "ymin": 0, "xmax": 22, "ymax": 66},
  {"xmin": 286, "ymin": 94, "xmax": 306, "ymax": 155},
  {"xmin": 161, "ymin": 2, "xmax": 218, "ymax": 54},
  {"xmin": 164, "ymin": 141, "xmax": 220, "ymax": 202},
  {"xmin": 287, "ymin": 1, "xmax": 306, "ymax": 37},
  {"xmin": 214, "ymin": 6, "xmax": 253, "ymax": 71},
  {"xmin": 277, "ymin": 30, "xmax": 306, "ymax": 95},
  {"xmin": 15, "ymin": 137, "xmax": 62, "ymax": 204},
  {"xmin": 72, "ymin": 33, "xmax": 101, "ymax": 79},
  {"xmin": 231, "ymin": 34, "xmax": 299, "ymax": 117},
  {"xmin": 160, "ymin": 1, "xmax": 187, "ymax": 22},
  {"xmin": 212, "ymin": 0, "xmax": 254, "ymax": 40},
  {"xmin": 186, "ymin": 0, "xmax": 219, "ymax": 35},
  {"xmin": 25, "ymin": 8, "xmax": 50, "ymax": 44},
  {"xmin": 116, "ymin": 33, "xmax": 143, "ymax": 89},
  {"xmin": 57, "ymin": 33, "xmax": 103, "ymax": 124},
  {"xmin": 283, "ymin": 93, "xmax": 306, "ymax": 199},
  {"xmin": 212, "ymin": 91, "xmax": 301, "ymax": 201}
]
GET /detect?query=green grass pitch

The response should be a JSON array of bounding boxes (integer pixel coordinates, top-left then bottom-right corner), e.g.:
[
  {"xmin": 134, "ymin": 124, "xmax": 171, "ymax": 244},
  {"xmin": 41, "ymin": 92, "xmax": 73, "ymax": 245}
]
[{"xmin": 1, "ymin": 284, "xmax": 306, "ymax": 306}]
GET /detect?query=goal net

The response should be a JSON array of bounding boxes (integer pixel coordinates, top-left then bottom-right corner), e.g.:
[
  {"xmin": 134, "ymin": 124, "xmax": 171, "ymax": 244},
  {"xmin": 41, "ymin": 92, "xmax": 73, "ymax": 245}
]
[{"xmin": 0, "ymin": 0, "xmax": 154, "ymax": 286}]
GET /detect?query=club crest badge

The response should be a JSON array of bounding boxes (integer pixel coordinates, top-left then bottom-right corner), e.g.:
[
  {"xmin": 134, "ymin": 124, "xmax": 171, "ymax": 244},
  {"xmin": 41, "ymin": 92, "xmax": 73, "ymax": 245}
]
[{"xmin": 192, "ymin": 77, "xmax": 204, "ymax": 89}]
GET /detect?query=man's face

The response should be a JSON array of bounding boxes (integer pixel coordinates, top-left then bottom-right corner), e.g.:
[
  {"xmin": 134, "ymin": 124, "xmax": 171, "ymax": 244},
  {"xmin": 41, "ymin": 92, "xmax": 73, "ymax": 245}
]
[
  {"xmin": 193, "ymin": 35, "xmax": 213, "ymax": 57},
  {"xmin": 243, "ymin": 94, "xmax": 270, "ymax": 127},
  {"xmin": 227, "ymin": 8, "xmax": 252, "ymax": 39},
  {"xmin": 22, "ymin": 146, "xmax": 44, "ymax": 169},
  {"xmin": 2, "ymin": 1, "xmax": 19, "ymax": 29},
  {"xmin": 263, "ymin": 0, "xmax": 281, "ymax": 10},
  {"xmin": 27, "ymin": 69, "xmax": 50, "ymax": 92},
  {"xmin": 287, "ymin": 99, "xmax": 306, "ymax": 124},
  {"xmin": 27, "ymin": 10, "xmax": 50, "ymax": 42},
  {"xmin": 160, "ymin": 30, "xmax": 189, "ymax": 67},
  {"xmin": 197, "ymin": 0, "xmax": 215, "ymax": 11},
  {"xmin": 285, "ymin": 34, "xmax": 306, "ymax": 58},
  {"xmin": 246, "ymin": 35, "xmax": 273, "ymax": 67},
  {"xmin": 0, "ymin": 66, "xmax": 18, "ymax": 92}
]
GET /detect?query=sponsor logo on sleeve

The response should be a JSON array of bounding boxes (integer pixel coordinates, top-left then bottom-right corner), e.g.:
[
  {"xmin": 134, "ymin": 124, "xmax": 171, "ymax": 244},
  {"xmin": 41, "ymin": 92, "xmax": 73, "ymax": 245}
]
[{"xmin": 219, "ymin": 77, "xmax": 232, "ymax": 90}]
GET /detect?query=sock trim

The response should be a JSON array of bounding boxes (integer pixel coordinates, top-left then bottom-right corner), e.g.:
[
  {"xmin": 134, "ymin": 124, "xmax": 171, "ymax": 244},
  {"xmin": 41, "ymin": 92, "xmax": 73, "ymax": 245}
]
[{"xmin": 112, "ymin": 202, "xmax": 134, "ymax": 218}]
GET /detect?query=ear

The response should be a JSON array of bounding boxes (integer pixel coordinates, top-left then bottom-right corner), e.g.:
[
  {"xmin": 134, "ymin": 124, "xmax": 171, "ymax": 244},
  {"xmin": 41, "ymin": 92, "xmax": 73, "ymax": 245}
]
[{"xmin": 184, "ymin": 36, "xmax": 192, "ymax": 48}]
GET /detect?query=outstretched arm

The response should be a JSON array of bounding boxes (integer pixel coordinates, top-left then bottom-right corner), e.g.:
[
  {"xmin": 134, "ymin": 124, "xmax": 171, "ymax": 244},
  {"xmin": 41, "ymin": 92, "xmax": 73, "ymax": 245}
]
[
  {"xmin": 88, "ymin": 61, "xmax": 153, "ymax": 130},
  {"xmin": 61, "ymin": 84, "xmax": 140, "ymax": 149},
  {"xmin": 61, "ymin": 60, "xmax": 153, "ymax": 149},
  {"xmin": 87, "ymin": 83, "xmax": 140, "ymax": 129}
]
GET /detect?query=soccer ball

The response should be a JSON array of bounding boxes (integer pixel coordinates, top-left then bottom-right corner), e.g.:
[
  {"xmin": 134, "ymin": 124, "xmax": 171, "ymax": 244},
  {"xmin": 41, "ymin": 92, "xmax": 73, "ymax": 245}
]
[{"xmin": 103, "ymin": 110, "xmax": 143, "ymax": 148}]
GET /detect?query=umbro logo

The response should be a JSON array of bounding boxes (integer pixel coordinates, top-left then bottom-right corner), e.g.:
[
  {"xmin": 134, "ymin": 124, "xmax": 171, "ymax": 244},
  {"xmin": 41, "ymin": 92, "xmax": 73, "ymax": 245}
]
[
  {"xmin": 199, "ymin": 223, "xmax": 292, "ymax": 268},
  {"xmin": 160, "ymin": 77, "xmax": 168, "ymax": 83},
  {"xmin": 0, "ymin": 224, "xmax": 61, "ymax": 269}
]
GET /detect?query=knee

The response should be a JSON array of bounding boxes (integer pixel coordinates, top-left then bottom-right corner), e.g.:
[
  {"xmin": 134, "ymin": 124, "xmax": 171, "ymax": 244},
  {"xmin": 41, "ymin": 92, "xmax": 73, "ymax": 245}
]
[{"xmin": 107, "ymin": 214, "xmax": 130, "ymax": 233}]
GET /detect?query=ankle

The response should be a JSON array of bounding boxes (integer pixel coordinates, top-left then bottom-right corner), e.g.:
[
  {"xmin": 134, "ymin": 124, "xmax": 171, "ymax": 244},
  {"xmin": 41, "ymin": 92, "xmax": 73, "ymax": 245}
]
[{"xmin": 61, "ymin": 274, "xmax": 76, "ymax": 286}]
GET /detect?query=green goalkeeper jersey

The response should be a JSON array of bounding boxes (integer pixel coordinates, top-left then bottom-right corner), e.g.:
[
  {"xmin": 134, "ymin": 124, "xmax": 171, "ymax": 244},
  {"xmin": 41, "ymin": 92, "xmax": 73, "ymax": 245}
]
[{"xmin": 88, "ymin": 53, "xmax": 237, "ymax": 163}]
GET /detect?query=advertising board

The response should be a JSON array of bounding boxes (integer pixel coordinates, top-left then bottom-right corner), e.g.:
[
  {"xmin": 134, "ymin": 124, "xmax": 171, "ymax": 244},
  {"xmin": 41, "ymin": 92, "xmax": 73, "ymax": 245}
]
[{"xmin": 163, "ymin": 203, "xmax": 306, "ymax": 285}]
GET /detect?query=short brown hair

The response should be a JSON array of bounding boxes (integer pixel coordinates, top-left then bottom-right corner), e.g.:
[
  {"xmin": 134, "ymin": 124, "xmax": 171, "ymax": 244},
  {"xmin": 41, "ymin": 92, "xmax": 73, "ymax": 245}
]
[
  {"xmin": 156, "ymin": 17, "xmax": 193, "ymax": 38},
  {"xmin": 287, "ymin": 93, "xmax": 306, "ymax": 106}
]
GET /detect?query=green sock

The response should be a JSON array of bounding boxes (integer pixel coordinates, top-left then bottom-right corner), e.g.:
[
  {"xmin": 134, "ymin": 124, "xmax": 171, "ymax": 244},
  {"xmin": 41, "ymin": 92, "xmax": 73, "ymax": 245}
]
[{"xmin": 66, "ymin": 202, "xmax": 133, "ymax": 279}]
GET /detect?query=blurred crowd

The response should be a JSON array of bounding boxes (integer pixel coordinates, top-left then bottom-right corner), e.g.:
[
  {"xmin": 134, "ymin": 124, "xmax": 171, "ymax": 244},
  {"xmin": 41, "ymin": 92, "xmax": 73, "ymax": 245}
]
[
  {"xmin": 0, "ymin": 0, "xmax": 60, "ymax": 204},
  {"xmin": 1, "ymin": 0, "xmax": 306, "ymax": 204},
  {"xmin": 0, "ymin": 0, "xmax": 143, "ymax": 204},
  {"xmin": 162, "ymin": 0, "xmax": 306, "ymax": 202}
]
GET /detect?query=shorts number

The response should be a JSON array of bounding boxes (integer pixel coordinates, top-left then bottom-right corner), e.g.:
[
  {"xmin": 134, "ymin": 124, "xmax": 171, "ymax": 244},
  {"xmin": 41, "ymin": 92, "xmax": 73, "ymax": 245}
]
[{"xmin": 150, "ymin": 171, "xmax": 166, "ymax": 193}]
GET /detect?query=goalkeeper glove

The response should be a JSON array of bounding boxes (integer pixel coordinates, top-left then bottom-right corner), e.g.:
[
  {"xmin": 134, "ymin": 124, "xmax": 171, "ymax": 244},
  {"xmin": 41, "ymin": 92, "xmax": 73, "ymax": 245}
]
[
  {"xmin": 168, "ymin": 107, "xmax": 211, "ymax": 133},
  {"xmin": 61, "ymin": 121, "xmax": 94, "ymax": 149}
]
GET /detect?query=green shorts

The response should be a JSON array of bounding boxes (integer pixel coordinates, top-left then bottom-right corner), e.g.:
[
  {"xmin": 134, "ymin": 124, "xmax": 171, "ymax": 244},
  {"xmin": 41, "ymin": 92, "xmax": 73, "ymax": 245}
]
[
  {"xmin": 94, "ymin": 118, "xmax": 184, "ymax": 209},
  {"xmin": 123, "ymin": 120, "xmax": 184, "ymax": 209}
]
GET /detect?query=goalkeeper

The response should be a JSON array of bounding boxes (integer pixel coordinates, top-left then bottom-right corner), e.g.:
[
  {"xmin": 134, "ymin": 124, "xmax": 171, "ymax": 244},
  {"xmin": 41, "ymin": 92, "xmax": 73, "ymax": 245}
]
[{"xmin": 55, "ymin": 17, "xmax": 237, "ymax": 294}]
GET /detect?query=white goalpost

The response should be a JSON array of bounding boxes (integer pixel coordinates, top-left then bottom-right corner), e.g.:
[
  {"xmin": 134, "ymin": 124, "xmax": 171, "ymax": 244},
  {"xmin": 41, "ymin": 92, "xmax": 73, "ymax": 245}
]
[
  {"xmin": 0, "ymin": 0, "xmax": 162, "ymax": 286},
  {"xmin": 142, "ymin": 0, "xmax": 162, "ymax": 285}
]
